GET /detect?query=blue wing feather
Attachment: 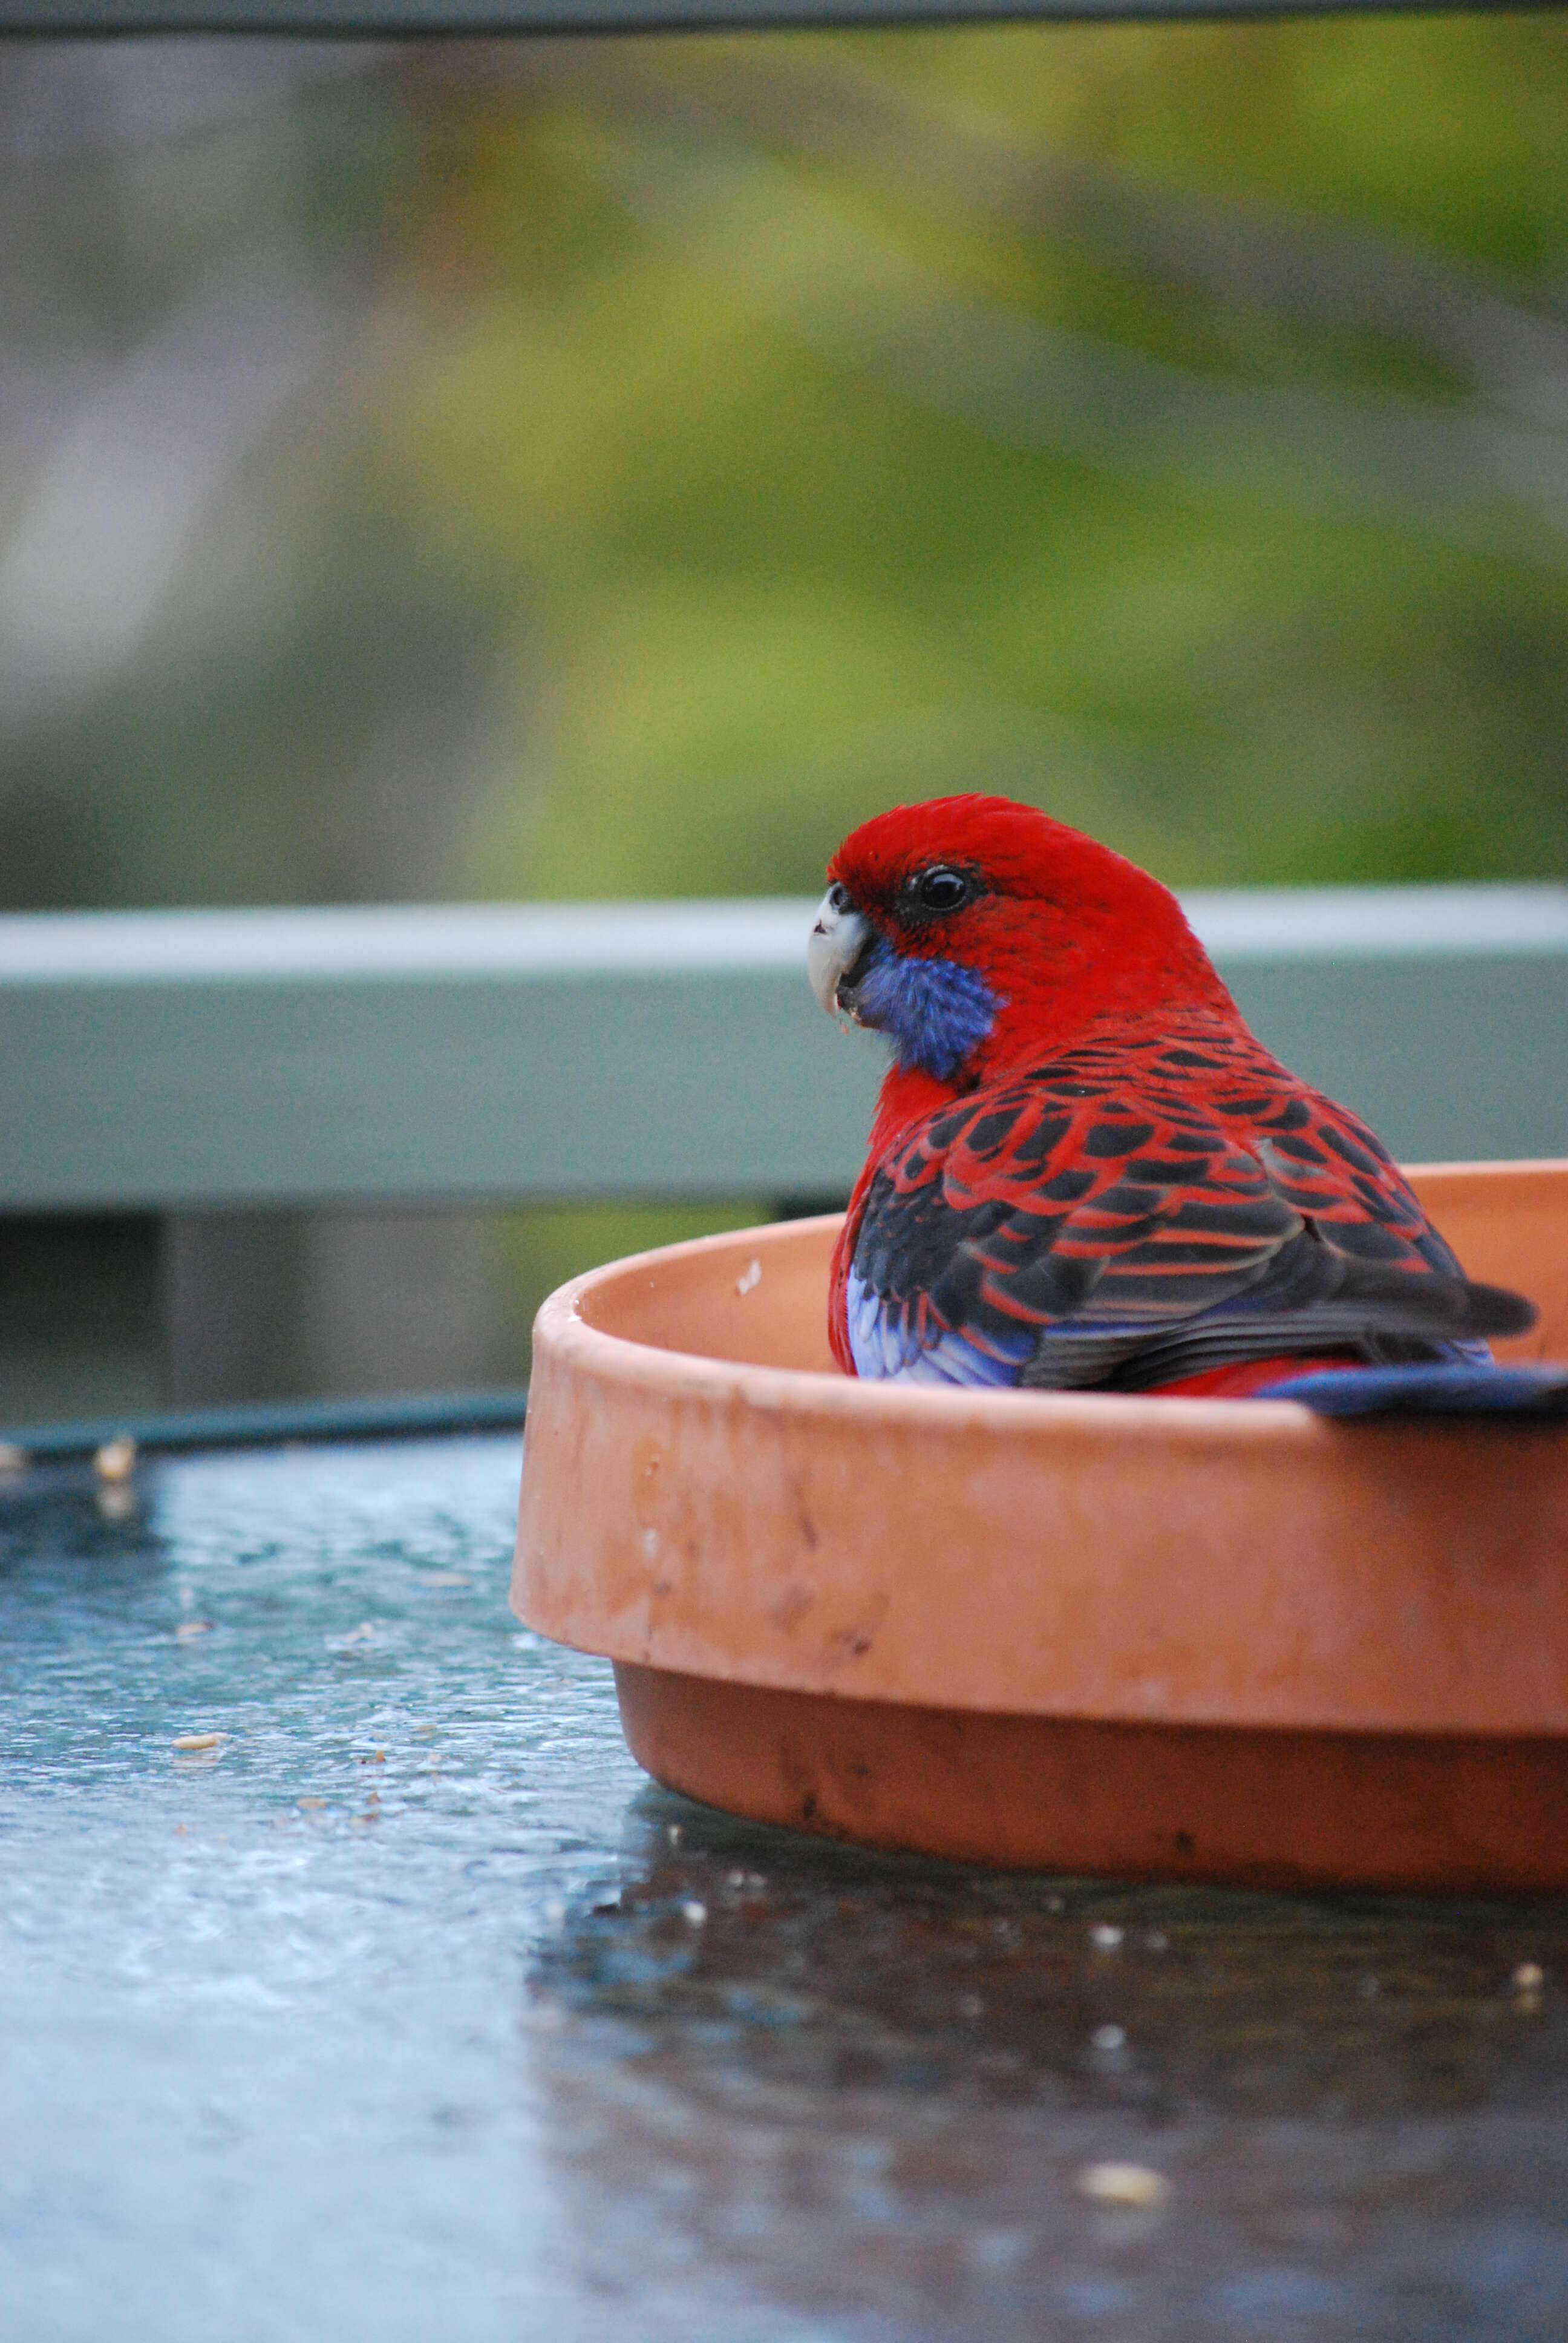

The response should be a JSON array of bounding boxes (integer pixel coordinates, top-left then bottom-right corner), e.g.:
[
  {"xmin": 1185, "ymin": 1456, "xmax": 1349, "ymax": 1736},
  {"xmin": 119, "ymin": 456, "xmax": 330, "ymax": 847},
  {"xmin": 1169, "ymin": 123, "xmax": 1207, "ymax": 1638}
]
[{"xmin": 1263, "ymin": 1363, "xmax": 1568, "ymax": 1416}]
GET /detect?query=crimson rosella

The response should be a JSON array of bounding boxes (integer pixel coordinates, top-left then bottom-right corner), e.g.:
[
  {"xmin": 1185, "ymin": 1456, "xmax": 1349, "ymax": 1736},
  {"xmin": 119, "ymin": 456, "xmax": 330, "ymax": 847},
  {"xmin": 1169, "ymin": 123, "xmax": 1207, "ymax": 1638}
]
[{"xmin": 809, "ymin": 795, "xmax": 1562, "ymax": 1415}]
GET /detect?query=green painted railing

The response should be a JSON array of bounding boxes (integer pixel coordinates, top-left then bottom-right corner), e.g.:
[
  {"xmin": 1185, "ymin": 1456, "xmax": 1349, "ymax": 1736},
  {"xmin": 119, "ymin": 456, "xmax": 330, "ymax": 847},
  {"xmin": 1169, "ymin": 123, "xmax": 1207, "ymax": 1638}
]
[{"xmin": 3, "ymin": 889, "xmax": 1565, "ymax": 1216}]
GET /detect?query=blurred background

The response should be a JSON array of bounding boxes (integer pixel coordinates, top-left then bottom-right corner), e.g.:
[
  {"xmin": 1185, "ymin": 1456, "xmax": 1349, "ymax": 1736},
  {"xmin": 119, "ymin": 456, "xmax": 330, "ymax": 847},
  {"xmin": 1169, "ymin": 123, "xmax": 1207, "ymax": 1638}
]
[{"xmin": 4, "ymin": 16, "xmax": 1567, "ymax": 1423}]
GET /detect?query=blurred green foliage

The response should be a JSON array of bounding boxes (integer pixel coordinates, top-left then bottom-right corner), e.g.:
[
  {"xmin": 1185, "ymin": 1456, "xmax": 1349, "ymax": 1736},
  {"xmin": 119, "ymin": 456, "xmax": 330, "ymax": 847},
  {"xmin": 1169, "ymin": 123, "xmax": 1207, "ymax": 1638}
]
[
  {"xmin": 386, "ymin": 17, "xmax": 1568, "ymax": 903},
  {"xmin": 8, "ymin": 18, "xmax": 1568, "ymax": 912}
]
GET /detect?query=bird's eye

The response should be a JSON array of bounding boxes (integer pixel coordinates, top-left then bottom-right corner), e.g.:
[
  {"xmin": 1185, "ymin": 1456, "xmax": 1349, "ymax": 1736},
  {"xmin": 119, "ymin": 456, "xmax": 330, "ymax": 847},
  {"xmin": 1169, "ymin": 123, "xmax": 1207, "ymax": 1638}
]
[
  {"xmin": 826, "ymin": 881, "xmax": 852, "ymax": 914},
  {"xmin": 916, "ymin": 867, "xmax": 969, "ymax": 913}
]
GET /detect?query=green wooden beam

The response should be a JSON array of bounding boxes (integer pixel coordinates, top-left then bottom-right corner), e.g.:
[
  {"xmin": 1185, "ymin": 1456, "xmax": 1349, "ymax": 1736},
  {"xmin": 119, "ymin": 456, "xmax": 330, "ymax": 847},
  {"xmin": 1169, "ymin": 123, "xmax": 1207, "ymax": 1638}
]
[
  {"xmin": 1, "ymin": 890, "xmax": 1564, "ymax": 1213},
  {"xmin": 0, "ymin": 0, "xmax": 1541, "ymax": 32}
]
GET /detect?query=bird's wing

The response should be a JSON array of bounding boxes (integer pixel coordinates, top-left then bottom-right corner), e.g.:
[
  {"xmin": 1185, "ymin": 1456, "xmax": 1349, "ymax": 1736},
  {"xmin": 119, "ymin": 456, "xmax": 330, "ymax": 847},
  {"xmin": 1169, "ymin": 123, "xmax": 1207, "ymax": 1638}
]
[{"xmin": 843, "ymin": 1042, "xmax": 1533, "ymax": 1391}]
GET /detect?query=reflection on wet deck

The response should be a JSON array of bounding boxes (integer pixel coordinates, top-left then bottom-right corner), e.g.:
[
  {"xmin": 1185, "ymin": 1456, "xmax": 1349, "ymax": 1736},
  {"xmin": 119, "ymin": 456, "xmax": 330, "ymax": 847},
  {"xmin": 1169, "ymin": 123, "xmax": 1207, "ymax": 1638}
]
[{"xmin": 535, "ymin": 1803, "xmax": 1568, "ymax": 2338}]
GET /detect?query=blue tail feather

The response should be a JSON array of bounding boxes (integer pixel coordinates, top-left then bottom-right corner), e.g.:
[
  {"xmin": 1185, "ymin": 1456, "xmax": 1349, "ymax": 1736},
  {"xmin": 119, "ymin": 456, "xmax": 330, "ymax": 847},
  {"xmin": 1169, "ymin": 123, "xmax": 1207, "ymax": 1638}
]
[{"xmin": 1256, "ymin": 1363, "xmax": 1568, "ymax": 1418}]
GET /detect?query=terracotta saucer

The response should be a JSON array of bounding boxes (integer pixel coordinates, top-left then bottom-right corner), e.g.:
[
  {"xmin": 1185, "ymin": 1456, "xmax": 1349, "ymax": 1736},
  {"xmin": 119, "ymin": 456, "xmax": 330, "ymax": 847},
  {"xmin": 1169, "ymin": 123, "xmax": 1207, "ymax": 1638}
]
[{"xmin": 512, "ymin": 1161, "xmax": 1568, "ymax": 1893}]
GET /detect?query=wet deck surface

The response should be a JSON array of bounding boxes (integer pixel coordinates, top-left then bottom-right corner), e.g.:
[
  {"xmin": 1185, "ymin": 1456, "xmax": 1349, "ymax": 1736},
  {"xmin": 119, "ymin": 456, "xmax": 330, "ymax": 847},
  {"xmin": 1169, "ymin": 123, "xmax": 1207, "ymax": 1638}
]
[{"xmin": 2, "ymin": 1434, "xmax": 1564, "ymax": 2342}]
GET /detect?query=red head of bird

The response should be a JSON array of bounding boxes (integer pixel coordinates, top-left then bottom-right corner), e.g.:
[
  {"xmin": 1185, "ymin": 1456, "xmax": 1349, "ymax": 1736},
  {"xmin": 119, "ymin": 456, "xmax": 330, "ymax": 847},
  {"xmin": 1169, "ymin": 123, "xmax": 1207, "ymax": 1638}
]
[{"xmin": 809, "ymin": 795, "xmax": 1235, "ymax": 1128}]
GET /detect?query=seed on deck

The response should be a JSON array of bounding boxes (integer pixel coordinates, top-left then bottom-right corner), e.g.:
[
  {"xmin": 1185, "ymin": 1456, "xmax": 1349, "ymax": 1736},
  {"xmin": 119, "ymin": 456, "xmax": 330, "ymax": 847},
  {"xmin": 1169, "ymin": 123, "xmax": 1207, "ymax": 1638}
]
[
  {"xmin": 1077, "ymin": 2163, "xmax": 1169, "ymax": 2209},
  {"xmin": 94, "ymin": 1436, "xmax": 136, "ymax": 1483}
]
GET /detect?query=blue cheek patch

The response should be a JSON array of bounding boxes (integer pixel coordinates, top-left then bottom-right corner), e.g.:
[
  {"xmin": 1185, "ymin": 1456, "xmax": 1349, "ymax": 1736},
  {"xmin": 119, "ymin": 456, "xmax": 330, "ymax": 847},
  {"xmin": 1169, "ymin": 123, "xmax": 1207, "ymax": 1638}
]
[{"xmin": 855, "ymin": 944, "xmax": 1001, "ymax": 1080}]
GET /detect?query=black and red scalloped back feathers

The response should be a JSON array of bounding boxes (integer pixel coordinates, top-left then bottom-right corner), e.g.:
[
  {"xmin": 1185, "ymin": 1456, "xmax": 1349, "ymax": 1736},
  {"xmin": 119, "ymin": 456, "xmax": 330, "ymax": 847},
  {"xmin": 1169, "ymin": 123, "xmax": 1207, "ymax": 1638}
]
[{"xmin": 824, "ymin": 795, "xmax": 1534, "ymax": 1393}]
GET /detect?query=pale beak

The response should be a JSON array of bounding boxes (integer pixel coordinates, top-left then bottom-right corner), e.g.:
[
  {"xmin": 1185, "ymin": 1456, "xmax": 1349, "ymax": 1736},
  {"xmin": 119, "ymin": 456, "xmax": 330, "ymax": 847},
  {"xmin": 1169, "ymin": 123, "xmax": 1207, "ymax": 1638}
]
[{"xmin": 807, "ymin": 886, "xmax": 871, "ymax": 1018}]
